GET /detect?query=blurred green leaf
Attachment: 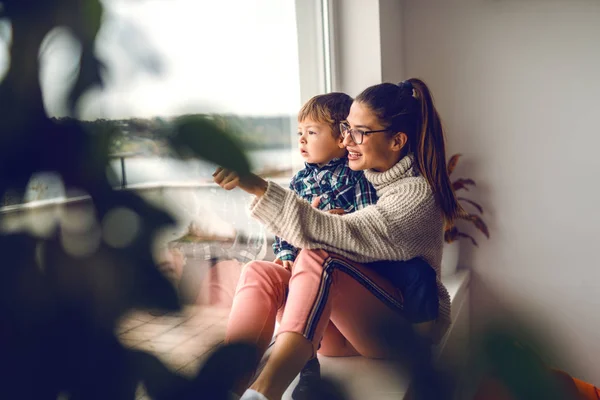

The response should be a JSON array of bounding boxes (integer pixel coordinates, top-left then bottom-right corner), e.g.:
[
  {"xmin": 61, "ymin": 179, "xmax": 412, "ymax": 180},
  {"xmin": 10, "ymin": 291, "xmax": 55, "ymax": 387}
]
[
  {"xmin": 68, "ymin": 46, "xmax": 105, "ymax": 115},
  {"xmin": 481, "ymin": 329, "xmax": 569, "ymax": 400},
  {"xmin": 187, "ymin": 343, "xmax": 258, "ymax": 399},
  {"xmin": 170, "ymin": 115, "xmax": 251, "ymax": 175},
  {"xmin": 83, "ymin": 0, "xmax": 103, "ymax": 39}
]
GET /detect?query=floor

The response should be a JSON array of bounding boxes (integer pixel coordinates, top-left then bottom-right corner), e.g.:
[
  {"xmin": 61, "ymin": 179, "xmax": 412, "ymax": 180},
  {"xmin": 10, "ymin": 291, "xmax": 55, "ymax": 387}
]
[
  {"xmin": 117, "ymin": 246, "xmax": 468, "ymax": 400},
  {"xmin": 117, "ymin": 306, "xmax": 231, "ymax": 399},
  {"xmin": 282, "ymin": 356, "xmax": 410, "ymax": 400},
  {"xmin": 117, "ymin": 305, "xmax": 410, "ymax": 400}
]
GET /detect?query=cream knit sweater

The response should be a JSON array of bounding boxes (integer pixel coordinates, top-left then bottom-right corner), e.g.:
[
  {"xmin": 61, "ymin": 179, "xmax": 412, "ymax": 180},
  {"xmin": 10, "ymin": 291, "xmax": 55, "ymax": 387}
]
[{"xmin": 250, "ymin": 154, "xmax": 451, "ymax": 340}]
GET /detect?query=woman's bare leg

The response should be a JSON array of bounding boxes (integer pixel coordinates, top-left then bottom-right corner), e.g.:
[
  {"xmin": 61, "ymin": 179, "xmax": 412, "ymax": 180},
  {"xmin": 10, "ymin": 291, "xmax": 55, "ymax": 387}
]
[{"xmin": 248, "ymin": 332, "xmax": 313, "ymax": 400}]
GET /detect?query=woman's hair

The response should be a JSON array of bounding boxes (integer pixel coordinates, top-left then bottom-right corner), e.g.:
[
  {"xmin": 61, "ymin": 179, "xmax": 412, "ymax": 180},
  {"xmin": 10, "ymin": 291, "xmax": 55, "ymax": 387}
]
[
  {"xmin": 298, "ymin": 92, "xmax": 353, "ymax": 137},
  {"xmin": 355, "ymin": 79, "xmax": 462, "ymax": 222}
]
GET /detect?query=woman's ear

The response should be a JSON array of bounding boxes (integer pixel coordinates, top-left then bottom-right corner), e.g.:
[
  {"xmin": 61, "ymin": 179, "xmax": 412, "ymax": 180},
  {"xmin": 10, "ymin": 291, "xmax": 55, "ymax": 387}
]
[{"xmin": 390, "ymin": 132, "xmax": 408, "ymax": 152}]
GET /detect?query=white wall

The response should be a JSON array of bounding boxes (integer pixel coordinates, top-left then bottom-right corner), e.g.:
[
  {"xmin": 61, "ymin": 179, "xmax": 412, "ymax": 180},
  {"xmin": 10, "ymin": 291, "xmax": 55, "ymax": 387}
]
[
  {"xmin": 333, "ymin": 0, "xmax": 407, "ymax": 96},
  {"xmin": 334, "ymin": 0, "xmax": 383, "ymax": 97},
  {"xmin": 402, "ymin": 0, "xmax": 600, "ymax": 384},
  {"xmin": 379, "ymin": 0, "xmax": 405, "ymax": 84}
]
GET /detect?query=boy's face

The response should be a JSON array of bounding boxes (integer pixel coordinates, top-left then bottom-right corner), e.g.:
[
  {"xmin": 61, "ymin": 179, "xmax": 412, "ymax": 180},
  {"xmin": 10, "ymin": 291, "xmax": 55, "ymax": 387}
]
[{"xmin": 297, "ymin": 118, "xmax": 346, "ymax": 166}]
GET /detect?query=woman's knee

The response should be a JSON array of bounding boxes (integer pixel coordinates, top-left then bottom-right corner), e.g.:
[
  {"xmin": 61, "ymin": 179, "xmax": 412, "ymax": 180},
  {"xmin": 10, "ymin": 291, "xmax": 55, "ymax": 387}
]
[
  {"xmin": 242, "ymin": 260, "xmax": 285, "ymax": 283},
  {"xmin": 238, "ymin": 261, "xmax": 290, "ymax": 290},
  {"xmin": 238, "ymin": 260, "xmax": 289, "ymax": 302}
]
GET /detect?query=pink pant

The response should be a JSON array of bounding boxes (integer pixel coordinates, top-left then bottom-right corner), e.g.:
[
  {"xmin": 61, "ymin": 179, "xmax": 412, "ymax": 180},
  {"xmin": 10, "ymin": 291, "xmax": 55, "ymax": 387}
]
[{"xmin": 225, "ymin": 249, "xmax": 406, "ymax": 358}]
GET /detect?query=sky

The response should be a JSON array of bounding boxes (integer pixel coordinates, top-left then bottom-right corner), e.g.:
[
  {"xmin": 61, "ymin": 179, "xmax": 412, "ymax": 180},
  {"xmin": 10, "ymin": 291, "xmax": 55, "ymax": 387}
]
[{"xmin": 0, "ymin": 0, "xmax": 302, "ymax": 120}]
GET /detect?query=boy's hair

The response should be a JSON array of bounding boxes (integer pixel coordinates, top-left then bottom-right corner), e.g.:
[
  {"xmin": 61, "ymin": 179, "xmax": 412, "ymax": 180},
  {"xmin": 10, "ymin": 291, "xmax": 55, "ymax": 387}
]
[{"xmin": 298, "ymin": 92, "xmax": 353, "ymax": 137}]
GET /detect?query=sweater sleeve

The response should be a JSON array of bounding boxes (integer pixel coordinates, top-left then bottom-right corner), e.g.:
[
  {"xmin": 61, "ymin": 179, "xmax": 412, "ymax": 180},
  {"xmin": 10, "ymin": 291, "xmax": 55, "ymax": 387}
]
[{"xmin": 249, "ymin": 180, "xmax": 436, "ymax": 263}]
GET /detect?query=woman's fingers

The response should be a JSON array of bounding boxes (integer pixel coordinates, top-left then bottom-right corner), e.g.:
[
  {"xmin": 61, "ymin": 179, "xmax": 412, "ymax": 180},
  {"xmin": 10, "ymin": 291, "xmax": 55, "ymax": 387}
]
[
  {"xmin": 311, "ymin": 196, "xmax": 321, "ymax": 208},
  {"xmin": 327, "ymin": 208, "xmax": 345, "ymax": 215},
  {"xmin": 282, "ymin": 260, "xmax": 294, "ymax": 271},
  {"xmin": 213, "ymin": 168, "xmax": 240, "ymax": 190},
  {"xmin": 213, "ymin": 168, "xmax": 268, "ymax": 197},
  {"xmin": 223, "ymin": 176, "xmax": 240, "ymax": 190},
  {"xmin": 212, "ymin": 167, "xmax": 228, "ymax": 184},
  {"xmin": 212, "ymin": 167, "xmax": 223, "ymax": 177},
  {"xmin": 311, "ymin": 197, "xmax": 344, "ymax": 214}
]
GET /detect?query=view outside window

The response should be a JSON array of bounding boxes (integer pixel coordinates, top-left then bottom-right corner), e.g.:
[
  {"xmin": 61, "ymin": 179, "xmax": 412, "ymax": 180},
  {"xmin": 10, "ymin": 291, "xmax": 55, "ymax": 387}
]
[
  {"xmin": 2, "ymin": 0, "xmax": 301, "ymax": 201},
  {"xmin": 0, "ymin": 1, "xmax": 306, "ymax": 308}
]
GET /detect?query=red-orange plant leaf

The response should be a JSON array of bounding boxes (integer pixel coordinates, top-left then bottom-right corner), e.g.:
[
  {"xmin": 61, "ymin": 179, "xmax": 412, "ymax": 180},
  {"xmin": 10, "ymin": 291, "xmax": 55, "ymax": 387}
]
[
  {"xmin": 461, "ymin": 214, "xmax": 490, "ymax": 238},
  {"xmin": 445, "ymin": 226, "xmax": 459, "ymax": 242},
  {"xmin": 456, "ymin": 232, "xmax": 478, "ymax": 247},
  {"xmin": 447, "ymin": 154, "xmax": 461, "ymax": 175},
  {"xmin": 458, "ymin": 197, "xmax": 483, "ymax": 214},
  {"xmin": 453, "ymin": 178, "xmax": 476, "ymax": 192}
]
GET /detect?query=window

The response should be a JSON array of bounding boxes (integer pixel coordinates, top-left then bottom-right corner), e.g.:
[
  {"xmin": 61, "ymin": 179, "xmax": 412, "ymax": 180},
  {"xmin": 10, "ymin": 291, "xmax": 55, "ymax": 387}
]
[
  {"xmin": 79, "ymin": 0, "xmax": 309, "ymax": 263},
  {"xmin": 1, "ymin": 0, "xmax": 334, "ymax": 206},
  {"xmin": 0, "ymin": 0, "xmax": 332, "ymax": 299},
  {"xmin": 0, "ymin": 0, "xmax": 333, "ymax": 375}
]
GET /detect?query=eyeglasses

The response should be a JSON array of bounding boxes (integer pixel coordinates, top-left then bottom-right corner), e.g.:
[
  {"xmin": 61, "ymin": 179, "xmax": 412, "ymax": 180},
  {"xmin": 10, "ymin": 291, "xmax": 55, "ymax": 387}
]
[{"xmin": 339, "ymin": 122, "xmax": 390, "ymax": 145}]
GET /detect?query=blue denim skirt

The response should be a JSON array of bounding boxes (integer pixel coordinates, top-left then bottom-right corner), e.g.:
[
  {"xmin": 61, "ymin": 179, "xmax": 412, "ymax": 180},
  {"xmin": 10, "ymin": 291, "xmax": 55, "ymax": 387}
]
[{"xmin": 367, "ymin": 257, "xmax": 439, "ymax": 323}]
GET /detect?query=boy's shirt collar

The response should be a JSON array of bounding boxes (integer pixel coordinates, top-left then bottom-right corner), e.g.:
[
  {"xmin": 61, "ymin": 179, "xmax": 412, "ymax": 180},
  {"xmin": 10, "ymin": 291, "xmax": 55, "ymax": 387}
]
[
  {"xmin": 304, "ymin": 157, "xmax": 347, "ymax": 171},
  {"xmin": 292, "ymin": 156, "xmax": 374, "ymax": 212}
]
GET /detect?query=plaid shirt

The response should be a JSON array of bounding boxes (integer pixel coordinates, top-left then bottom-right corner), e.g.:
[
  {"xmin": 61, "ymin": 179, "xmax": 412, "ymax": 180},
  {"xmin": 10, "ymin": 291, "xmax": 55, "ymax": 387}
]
[{"xmin": 273, "ymin": 157, "xmax": 378, "ymax": 262}]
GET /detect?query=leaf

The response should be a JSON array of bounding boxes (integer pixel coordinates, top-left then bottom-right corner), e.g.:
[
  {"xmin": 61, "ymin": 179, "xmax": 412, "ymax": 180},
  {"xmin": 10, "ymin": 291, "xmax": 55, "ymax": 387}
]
[
  {"xmin": 447, "ymin": 153, "xmax": 461, "ymax": 175},
  {"xmin": 482, "ymin": 330, "xmax": 566, "ymax": 400},
  {"xmin": 170, "ymin": 116, "xmax": 251, "ymax": 175},
  {"xmin": 444, "ymin": 226, "xmax": 458, "ymax": 243},
  {"xmin": 461, "ymin": 214, "xmax": 490, "ymax": 238},
  {"xmin": 188, "ymin": 343, "xmax": 259, "ymax": 398},
  {"xmin": 83, "ymin": 0, "xmax": 104, "ymax": 39},
  {"xmin": 456, "ymin": 232, "xmax": 478, "ymax": 247},
  {"xmin": 452, "ymin": 178, "xmax": 476, "ymax": 192},
  {"xmin": 458, "ymin": 197, "xmax": 483, "ymax": 214},
  {"xmin": 60, "ymin": 0, "xmax": 104, "ymax": 114},
  {"xmin": 129, "ymin": 350, "xmax": 191, "ymax": 399},
  {"xmin": 68, "ymin": 46, "xmax": 105, "ymax": 115}
]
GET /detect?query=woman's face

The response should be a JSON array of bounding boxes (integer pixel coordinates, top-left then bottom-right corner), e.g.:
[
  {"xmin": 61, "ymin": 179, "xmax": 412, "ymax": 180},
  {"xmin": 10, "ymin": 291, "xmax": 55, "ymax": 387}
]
[{"xmin": 343, "ymin": 101, "xmax": 404, "ymax": 172}]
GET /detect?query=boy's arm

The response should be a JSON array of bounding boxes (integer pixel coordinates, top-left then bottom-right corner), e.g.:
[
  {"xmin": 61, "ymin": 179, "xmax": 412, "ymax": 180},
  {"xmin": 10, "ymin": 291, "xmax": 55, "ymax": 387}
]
[{"xmin": 271, "ymin": 172, "xmax": 304, "ymax": 262}]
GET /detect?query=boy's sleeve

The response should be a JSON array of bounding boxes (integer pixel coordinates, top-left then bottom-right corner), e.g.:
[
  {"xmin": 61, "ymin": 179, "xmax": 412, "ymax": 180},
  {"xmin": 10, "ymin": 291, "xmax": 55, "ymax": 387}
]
[
  {"xmin": 272, "ymin": 173, "xmax": 302, "ymax": 261},
  {"xmin": 272, "ymin": 237, "xmax": 299, "ymax": 261},
  {"xmin": 354, "ymin": 174, "xmax": 378, "ymax": 210}
]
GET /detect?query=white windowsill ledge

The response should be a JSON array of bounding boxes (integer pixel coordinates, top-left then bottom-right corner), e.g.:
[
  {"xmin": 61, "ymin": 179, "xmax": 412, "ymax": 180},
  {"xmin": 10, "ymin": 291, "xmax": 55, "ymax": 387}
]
[{"xmin": 277, "ymin": 270, "xmax": 471, "ymax": 399}]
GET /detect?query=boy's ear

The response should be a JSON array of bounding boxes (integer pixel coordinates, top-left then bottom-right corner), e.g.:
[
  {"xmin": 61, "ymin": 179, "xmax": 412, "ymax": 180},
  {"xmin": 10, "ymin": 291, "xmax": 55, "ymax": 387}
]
[
  {"xmin": 390, "ymin": 132, "xmax": 408, "ymax": 152},
  {"xmin": 337, "ymin": 134, "xmax": 345, "ymax": 149}
]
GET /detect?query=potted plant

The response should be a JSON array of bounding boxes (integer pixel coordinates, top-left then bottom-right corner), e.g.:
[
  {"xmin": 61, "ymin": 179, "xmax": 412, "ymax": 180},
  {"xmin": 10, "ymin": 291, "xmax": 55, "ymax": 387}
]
[{"xmin": 441, "ymin": 154, "xmax": 490, "ymax": 276}]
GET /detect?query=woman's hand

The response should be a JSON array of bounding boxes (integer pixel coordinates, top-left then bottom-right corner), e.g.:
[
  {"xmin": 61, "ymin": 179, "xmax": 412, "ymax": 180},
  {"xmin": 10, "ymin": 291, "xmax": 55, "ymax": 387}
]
[
  {"xmin": 311, "ymin": 196, "xmax": 345, "ymax": 215},
  {"xmin": 274, "ymin": 258, "xmax": 294, "ymax": 271},
  {"xmin": 213, "ymin": 167, "xmax": 268, "ymax": 197}
]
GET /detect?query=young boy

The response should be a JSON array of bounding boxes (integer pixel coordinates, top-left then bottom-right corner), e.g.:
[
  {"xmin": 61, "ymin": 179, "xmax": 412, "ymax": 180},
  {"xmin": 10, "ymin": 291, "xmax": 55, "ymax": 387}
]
[
  {"xmin": 272, "ymin": 92, "xmax": 378, "ymax": 270},
  {"xmin": 272, "ymin": 93, "xmax": 378, "ymax": 399}
]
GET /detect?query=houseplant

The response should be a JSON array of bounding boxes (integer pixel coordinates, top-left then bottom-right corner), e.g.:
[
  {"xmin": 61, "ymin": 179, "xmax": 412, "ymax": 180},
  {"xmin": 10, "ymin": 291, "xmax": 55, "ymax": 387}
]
[{"xmin": 441, "ymin": 154, "xmax": 490, "ymax": 276}]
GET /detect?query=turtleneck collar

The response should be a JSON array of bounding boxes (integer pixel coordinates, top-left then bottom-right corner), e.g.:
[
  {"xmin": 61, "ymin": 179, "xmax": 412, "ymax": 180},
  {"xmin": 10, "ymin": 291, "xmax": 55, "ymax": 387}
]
[{"xmin": 363, "ymin": 154, "xmax": 418, "ymax": 190}]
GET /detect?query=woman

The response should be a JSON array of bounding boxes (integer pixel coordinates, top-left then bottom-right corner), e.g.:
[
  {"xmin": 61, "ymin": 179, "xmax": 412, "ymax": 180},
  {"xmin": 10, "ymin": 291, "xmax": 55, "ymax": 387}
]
[{"xmin": 213, "ymin": 79, "xmax": 461, "ymax": 400}]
